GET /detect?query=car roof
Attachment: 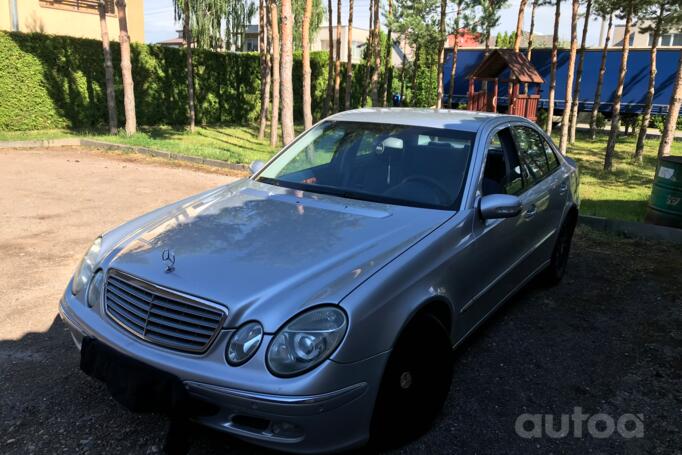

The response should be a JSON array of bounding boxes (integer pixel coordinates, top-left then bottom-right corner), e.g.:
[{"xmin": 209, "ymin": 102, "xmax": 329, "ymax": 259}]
[{"xmin": 327, "ymin": 108, "xmax": 521, "ymax": 133}]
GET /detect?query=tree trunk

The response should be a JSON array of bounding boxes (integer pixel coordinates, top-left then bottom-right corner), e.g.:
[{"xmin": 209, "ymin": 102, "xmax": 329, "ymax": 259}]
[
  {"xmin": 436, "ymin": 0, "xmax": 446, "ymax": 108},
  {"xmin": 448, "ymin": 1, "xmax": 462, "ymax": 108},
  {"xmin": 589, "ymin": 13, "xmax": 612, "ymax": 139},
  {"xmin": 269, "ymin": 1, "xmax": 280, "ymax": 147},
  {"xmin": 546, "ymin": 0, "xmax": 561, "ymax": 134},
  {"xmin": 323, "ymin": 0, "xmax": 334, "ymax": 117},
  {"xmin": 115, "ymin": 0, "xmax": 135, "ymax": 135},
  {"xmin": 568, "ymin": 0, "xmax": 591, "ymax": 144},
  {"xmin": 399, "ymin": 34, "xmax": 406, "ymax": 103},
  {"xmin": 302, "ymin": 0, "xmax": 313, "ymax": 129},
  {"xmin": 98, "ymin": 1, "xmax": 117, "ymax": 134},
  {"xmin": 258, "ymin": 0, "xmax": 271, "ymax": 139},
  {"xmin": 657, "ymin": 49, "xmax": 682, "ymax": 158},
  {"xmin": 280, "ymin": 0, "xmax": 295, "ymax": 145},
  {"xmin": 361, "ymin": 0, "xmax": 373, "ymax": 108},
  {"xmin": 513, "ymin": 0, "xmax": 528, "ymax": 52},
  {"xmin": 183, "ymin": 0, "xmax": 196, "ymax": 132},
  {"xmin": 559, "ymin": 0, "xmax": 579, "ymax": 154},
  {"xmin": 526, "ymin": 0, "xmax": 538, "ymax": 60},
  {"xmin": 411, "ymin": 43, "xmax": 420, "ymax": 103},
  {"xmin": 633, "ymin": 7, "xmax": 664, "ymax": 163},
  {"xmin": 344, "ymin": 0, "xmax": 354, "ymax": 110},
  {"xmin": 604, "ymin": 6, "xmax": 633, "ymax": 172},
  {"xmin": 381, "ymin": 0, "xmax": 393, "ymax": 106},
  {"xmin": 333, "ymin": 0, "xmax": 342, "ymax": 112},
  {"xmin": 370, "ymin": 0, "xmax": 381, "ymax": 106}
]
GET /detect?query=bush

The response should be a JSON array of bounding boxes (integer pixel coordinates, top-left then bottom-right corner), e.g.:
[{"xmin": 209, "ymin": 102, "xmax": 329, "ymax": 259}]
[
  {"xmin": 0, "ymin": 31, "xmax": 333, "ymax": 131},
  {"xmin": 595, "ymin": 112, "xmax": 607, "ymax": 130},
  {"xmin": 536, "ymin": 109, "xmax": 548, "ymax": 128}
]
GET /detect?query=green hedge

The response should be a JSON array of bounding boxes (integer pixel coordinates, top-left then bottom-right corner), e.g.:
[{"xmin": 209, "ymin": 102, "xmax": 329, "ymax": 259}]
[{"xmin": 0, "ymin": 31, "xmax": 335, "ymax": 131}]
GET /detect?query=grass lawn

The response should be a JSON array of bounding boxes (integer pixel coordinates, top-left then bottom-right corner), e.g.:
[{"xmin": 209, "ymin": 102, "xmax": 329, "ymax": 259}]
[
  {"xmin": 1, "ymin": 124, "xmax": 680, "ymax": 222},
  {"xmin": 559, "ymin": 132, "xmax": 682, "ymax": 222}
]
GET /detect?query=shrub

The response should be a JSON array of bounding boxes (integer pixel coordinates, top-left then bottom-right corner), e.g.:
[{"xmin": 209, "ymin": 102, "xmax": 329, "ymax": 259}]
[{"xmin": 0, "ymin": 31, "xmax": 334, "ymax": 131}]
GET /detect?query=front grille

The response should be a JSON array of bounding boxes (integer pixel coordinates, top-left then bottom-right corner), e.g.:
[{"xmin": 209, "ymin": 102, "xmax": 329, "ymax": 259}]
[{"xmin": 104, "ymin": 269, "xmax": 226, "ymax": 353}]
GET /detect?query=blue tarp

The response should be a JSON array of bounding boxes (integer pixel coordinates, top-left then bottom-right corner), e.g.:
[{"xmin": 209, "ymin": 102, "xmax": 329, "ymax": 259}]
[{"xmin": 443, "ymin": 48, "xmax": 682, "ymax": 114}]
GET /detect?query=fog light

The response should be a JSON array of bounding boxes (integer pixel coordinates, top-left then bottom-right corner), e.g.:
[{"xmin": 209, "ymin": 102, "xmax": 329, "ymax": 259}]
[{"xmin": 271, "ymin": 421, "xmax": 303, "ymax": 438}]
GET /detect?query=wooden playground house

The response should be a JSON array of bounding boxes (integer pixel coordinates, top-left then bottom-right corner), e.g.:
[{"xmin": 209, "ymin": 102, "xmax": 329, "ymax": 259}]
[{"xmin": 466, "ymin": 49, "xmax": 544, "ymax": 121}]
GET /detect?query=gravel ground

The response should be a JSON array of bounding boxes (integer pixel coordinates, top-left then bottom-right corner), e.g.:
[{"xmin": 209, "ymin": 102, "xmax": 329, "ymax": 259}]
[{"xmin": 0, "ymin": 148, "xmax": 680, "ymax": 455}]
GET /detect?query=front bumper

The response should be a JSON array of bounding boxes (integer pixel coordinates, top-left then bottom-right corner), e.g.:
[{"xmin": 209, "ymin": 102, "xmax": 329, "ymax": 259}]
[{"xmin": 59, "ymin": 290, "xmax": 389, "ymax": 453}]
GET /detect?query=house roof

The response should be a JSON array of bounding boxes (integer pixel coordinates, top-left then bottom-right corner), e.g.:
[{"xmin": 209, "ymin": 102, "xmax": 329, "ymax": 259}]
[{"xmin": 467, "ymin": 49, "xmax": 544, "ymax": 83}]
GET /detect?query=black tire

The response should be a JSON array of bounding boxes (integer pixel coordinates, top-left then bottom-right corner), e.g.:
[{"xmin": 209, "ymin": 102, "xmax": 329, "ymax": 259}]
[
  {"xmin": 370, "ymin": 313, "xmax": 454, "ymax": 449},
  {"xmin": 540, "ymin": 214, "xmax": 576, "ymax": 286}
]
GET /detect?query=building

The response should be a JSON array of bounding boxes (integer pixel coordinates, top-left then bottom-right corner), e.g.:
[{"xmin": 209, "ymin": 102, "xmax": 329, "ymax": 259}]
[
  {"xmin": 156, "ymin": 30, "xmax": 186, "ymax": 48},
  {"xmin": 1, "ymin": 0, "xmax": 144, "ymax": 42},
  {"xmin": 613, "ymin": 21, "xmax": 682, "ymax": 48}
]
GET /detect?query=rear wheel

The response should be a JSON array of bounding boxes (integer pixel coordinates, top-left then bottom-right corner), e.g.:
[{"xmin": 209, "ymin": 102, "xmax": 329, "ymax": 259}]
[
  {"xmin": 540, "ymin": 214, "xmax": 576, "ymax": 286},
  {"xmin": 370, "ymin": 313, "xmax": 454, "ymax": 449}
]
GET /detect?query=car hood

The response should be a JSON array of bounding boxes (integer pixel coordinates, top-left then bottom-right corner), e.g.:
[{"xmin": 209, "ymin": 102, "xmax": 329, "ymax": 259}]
[{"xmin": 107, "ymin": 179, "xmax": 453, "ymax": 331}]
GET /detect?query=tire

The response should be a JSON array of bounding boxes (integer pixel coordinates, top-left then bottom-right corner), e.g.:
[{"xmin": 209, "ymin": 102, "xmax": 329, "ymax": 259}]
[
  {"xmin": 370, "ymin": 313, "xmax": 454, "ymax": 449},
  {"xmin": 540, "ymin": 214, "xmax": 576, "ymax": 286}
]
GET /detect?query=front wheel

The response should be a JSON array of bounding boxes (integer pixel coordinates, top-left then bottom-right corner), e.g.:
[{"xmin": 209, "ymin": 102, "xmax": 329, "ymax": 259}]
[
  {"xmin": 370, "ymin": 313, "xmax": 454, "ymax": 449},
  {"xmin": 540, "ymin": 214, "xmax": 576, "ymax": 286}
]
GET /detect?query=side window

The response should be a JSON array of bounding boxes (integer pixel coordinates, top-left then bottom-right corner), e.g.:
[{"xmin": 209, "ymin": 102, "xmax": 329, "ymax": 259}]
[
  {"xmin": 512, "ymin": 126, "xmax": 550, "ymax": 183},
  {"xmin": 482, "ymin": 128, "xmax": 525, "ymax": 196},
  {"xmin": 544, "ymin": 140, "xmax": 560, "ymax": 171}
]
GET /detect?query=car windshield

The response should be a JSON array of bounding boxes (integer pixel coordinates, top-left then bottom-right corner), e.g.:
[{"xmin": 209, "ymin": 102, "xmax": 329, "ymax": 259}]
[{"xmin": 256, "ymin": 121, "xmax": 475, "ymax": 210}]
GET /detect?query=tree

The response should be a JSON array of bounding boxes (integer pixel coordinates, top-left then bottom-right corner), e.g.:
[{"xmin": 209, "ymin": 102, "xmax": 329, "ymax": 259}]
[
  {"xmin": 568, "ymin": 0, "xmax": 592, "ymax": 144},
  {"xmin": 115, "ymin": 0, "xmax": 135, "ymax": 135},
  {"xmin": 270, "ymin": 0, "xmax": 280, "ymax": 147},
  {"xmin": 657, "ymin": 49, "xmax": 682, "ymax": 158},
  {"xmin": 633, "ymin": 1, "xmax": 681, "ymax": 162},
  {"xmin": 476, "ymin": 0, "xmax": 508, "ymax": 54},
  {"xmin": 382, "ymin": 0, "xmax": 394, "ymax": 106},
  {"xmin": 370, "ymin": 0, "xmax": 381, "ymax": 105},
  {"xmin": 333, "ymin": 0, "xmax": 342, "ymax": 112},
  {"xmin": 225, "ymin": 0, "xmax": 257, "ymax": 51},
  {"xmin": 345, "ymin": 0, "xmax": 354, "ymax": 109},
  {"xmin": 98, "ymin": 0, "xmax": 117, "ymax": 135},
  {"xmin": 513, "ymin": 0, "xmax": 528, "ymax": 52},
  {"xmin": 447, "ymin": 0, "xmax": 465, "ymax": 108},
  {"xmin": 361, "ymin": 0, "xmax": 374, "ymax": 107},
  {"xmin": 281, "ymin": 0, "xmax": 295, "ymax": 145},
  {"xmin": 604, "ymin": 1, "xmax": 638, "ymax": 172},
  {"xmin": 559, "ymin": 0, "xmax": 580, "ymax": 154},
  {"xmin": 436, "ymin": 0, "xmax": 447, "ymax": 108},
  {"xmin": 546, "ymin": 0, "xmax": 561, "ymax": 134},
  {"xmin": 323, "ymin": 0, "xmax": 334, "ymax": 117},
  {"xmin": 589, "ymin": 9, "xmax": 612, "ymax": 139},
  {"xmin": 174, "ymin": 0, "xmax": 196, "ymax": 132},
  {"xmin": 302, "ymin": 0, "xmax": 314, "ymax": 129},
  {"xmin": 526, "ymin": 0, "xmax": 540, "ymax": 60},
  {"xmin": 293, "ymin": 0, "xmax": 324, "ymax": 50},
  {"xmin": 258, "ymin": 0, "xmax": 272, "ymax": 139}
]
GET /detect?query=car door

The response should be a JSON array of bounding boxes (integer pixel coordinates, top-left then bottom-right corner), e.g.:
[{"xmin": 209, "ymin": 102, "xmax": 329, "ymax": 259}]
[
  {"xmin": 455, "ymin": 125, "xmax": 533, "ymax": 335},
  {"xmin": 511, "ymin": 124, "xmax": 566, "ymax": 266}
]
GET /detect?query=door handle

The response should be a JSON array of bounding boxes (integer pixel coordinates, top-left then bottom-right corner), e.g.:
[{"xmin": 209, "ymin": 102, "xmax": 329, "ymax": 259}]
[
  {"xmin": 524, "ymin": 205, "xmax": 537, "ymax": 219},
  {"xmin": 558, "ymin": 182, "xmax": 568, "ymax": 195}
]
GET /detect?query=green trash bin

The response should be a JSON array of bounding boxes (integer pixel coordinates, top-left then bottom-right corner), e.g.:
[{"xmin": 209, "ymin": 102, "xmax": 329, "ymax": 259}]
[{"xmin": 645, "ymin": 156, "xmax": 682, "ymax": 229}]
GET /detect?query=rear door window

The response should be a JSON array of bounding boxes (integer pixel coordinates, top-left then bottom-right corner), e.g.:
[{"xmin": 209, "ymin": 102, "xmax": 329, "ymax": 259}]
[{"xmin": 512, "ymin": 126, "xmax": 550, "ymax": 183}]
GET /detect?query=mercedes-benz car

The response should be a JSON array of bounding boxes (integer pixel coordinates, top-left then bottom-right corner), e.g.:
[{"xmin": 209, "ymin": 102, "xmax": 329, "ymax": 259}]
[{"xmin": 59, "ymin": 108, "xmax": 579, "ymax": 453}]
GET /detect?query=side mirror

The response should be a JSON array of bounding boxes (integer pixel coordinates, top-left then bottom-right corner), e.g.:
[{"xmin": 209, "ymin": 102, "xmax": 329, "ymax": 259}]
[
  {"xmin": 479, "ymin": 194, "xmax": 522, "ymax": 219},
  {"xmin": 249, "ymin": 160, "xmax": 265, "ymax": 176}
]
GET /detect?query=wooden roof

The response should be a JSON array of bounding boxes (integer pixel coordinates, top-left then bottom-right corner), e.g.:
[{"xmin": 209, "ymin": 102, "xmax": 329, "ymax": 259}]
[{"xmin": 467, "ymin": 49, "xmax": 544, "ymax": 84}]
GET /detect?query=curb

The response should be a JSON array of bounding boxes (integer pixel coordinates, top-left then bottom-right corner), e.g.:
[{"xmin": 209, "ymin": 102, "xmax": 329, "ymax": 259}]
[
  {"xmin": 0, "ymin": 138, "xmax": 251, "ymax": 173},
  {"xmin": 579, "ymin": 214, "xmax": 682, "ymax": 244}
]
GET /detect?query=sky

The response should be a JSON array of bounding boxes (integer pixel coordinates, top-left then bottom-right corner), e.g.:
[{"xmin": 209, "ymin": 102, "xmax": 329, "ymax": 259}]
[{"xmin": 144, "ymin": 0, "xmax": 609, "ymax": 47}]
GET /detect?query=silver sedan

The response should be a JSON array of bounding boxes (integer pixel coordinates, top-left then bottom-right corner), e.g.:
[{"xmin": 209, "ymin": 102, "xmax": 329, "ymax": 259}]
[{"xmin": 59, "ymin": 108, "xmax": 579, "ymax": 453}]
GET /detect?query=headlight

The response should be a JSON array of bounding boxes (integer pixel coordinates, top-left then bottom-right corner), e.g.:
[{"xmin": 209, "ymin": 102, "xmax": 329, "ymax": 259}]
[
  {"xmin": 86, "ymin": 270, "xmax": 104, "ymax": 308},
  {"xmin": 226, "ymin": 321, "xmax": 264, "ymax": 366},
  {"xmin": 71, "ymin": 237, "xmax": 102, "ymax": 295},
  {"xmin": 267, "ymin": 306, "xmax": 347, "ymax": 377}
]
